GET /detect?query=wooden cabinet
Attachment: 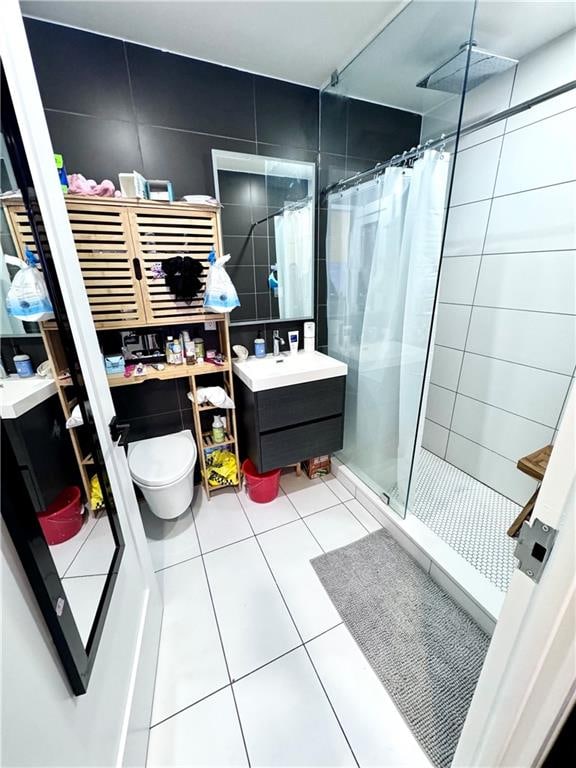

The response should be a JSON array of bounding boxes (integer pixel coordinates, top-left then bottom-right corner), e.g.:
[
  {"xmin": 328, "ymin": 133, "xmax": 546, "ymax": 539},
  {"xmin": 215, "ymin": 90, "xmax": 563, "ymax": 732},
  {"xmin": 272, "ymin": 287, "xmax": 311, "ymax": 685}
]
[
  {"xmin": 234, "ymin": 376, "xmax": 346, "ymax": 472},
  {"xmin": 3, "ymin": 197, "xmax": 222, "ymax": 329}
]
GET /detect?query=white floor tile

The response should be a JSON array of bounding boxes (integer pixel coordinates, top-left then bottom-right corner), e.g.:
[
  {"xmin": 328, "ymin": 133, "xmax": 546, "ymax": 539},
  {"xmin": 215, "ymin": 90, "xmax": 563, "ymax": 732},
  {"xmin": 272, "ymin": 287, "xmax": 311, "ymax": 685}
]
[
  {"xmin": 233, "ymin": 647, "xmax": 355, "ymax": 767},
  {"xmin": 344, "ymin": 498, "xmax": 382, "ymax": 533},
  {"xmin": 62, "ymin": 574, "xmax": 106, "ymax": 646},
  {"xmin": 65, "ymin": 516, "xmax": 115, "ymax": 578},
  {"xmin": 147, "ymin": 688, "xmax": 247, "ymax": 768},
  {"xmin": 258, "ymin": 521, "xmax": 341, "ymax": 641},
  {"xmin": 194, "ymin": 487, "xmax": 252, "ymax": 554},
  {"xmin": 204, "ymin": 538, "xmax": 300, "ymax": 679},
  {"xmin": 305, "ymin": 504, "xmax": 368, "ymax": 552},
  {"xmin": 280, "ymin": 472, "xmax": 340, "ymax": 517},
  {"xmin": 152, "ymin": 558, "xmax": 228, "ymax": 725},
  {"xmin": 307, "ymin": 625, "xmax": 431, "ymax": 768},
  {"xmin": 49, "ymin": 511, "xmax": 99, "ymax": 577},
  {"xmin": 142, "ymin": 500, "xmax": 200, "ymax": 572},
  {"xmin": 236, "ymin": 486, "xmax": 299, "ymax": 534},
  {"xmin": 322, "ymin": 475, "xmax": 354, "ymax": 502}
]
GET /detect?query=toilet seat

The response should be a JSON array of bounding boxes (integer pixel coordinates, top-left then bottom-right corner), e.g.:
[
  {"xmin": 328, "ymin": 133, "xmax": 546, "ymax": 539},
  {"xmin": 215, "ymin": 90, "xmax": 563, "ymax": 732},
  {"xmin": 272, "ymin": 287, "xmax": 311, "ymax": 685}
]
[{"xmin": 128, "ymin": 432, "xmax": 197, "ymax": 488}]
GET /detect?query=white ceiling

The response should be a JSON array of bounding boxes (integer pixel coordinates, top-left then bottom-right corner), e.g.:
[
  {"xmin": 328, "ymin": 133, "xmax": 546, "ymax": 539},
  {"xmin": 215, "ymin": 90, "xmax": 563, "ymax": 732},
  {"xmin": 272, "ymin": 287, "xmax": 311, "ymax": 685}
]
[{"xmin": 20, "ymin": 0, "xmax": 406, "ymax": 88}]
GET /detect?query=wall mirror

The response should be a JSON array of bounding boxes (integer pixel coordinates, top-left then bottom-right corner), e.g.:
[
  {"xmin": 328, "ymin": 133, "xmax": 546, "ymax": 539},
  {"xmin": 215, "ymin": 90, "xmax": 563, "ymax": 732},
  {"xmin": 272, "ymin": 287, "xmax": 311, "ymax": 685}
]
[
  {"xmin": 1, "ymin": 74, "xmax": 124, "ymax": 695},
  {"xmin": 212, "ymin": 149, "xmax": 315, "ymax": 324}
]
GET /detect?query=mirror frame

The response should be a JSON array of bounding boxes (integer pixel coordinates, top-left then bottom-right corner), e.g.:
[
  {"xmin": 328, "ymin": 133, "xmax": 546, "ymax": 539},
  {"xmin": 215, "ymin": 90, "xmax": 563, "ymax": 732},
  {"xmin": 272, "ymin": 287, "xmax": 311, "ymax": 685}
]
[
  {"xmin": 212, "ymin": 149, "xmax": 316, "ymax": 326},
  {"xmin": 1, "ymin": 70, "xmax": 125, "ymax": 696}
]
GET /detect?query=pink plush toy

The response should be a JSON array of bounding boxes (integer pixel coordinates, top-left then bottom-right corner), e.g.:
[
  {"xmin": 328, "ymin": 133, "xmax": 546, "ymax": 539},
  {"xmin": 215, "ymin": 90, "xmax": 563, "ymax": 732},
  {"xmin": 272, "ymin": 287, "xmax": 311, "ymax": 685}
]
[{"xmin": 68, "ymin": 173, "xmax": 120, "ymax": 197}]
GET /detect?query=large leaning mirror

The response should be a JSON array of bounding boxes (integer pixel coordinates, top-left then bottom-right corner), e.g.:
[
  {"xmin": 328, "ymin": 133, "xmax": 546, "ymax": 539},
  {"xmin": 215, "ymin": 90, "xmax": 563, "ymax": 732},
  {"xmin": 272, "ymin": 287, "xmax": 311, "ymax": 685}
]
[{"xmin": 212, "ymin": 150, "xmax": 315, "ymax": 324}]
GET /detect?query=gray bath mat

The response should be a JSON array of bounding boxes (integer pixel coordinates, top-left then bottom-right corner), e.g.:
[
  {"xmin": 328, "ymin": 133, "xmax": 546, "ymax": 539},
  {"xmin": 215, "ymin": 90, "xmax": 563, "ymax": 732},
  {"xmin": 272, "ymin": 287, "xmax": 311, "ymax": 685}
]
[{"xmin": 311, "ymin": 528, "xmax": 489, "ymax": 768}]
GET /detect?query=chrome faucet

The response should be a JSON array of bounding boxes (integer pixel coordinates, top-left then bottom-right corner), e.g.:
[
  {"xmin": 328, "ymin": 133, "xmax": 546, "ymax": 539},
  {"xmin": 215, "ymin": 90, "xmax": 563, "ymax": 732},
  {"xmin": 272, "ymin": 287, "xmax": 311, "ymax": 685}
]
[{"xmin": 272, "ymin": 330, "xmax": 285, "ymax": 356}]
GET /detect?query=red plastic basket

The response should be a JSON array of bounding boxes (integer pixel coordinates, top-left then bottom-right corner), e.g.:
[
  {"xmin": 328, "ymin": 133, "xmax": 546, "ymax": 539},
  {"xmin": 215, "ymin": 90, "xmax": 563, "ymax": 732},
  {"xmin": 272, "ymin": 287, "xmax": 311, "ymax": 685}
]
[
  {"xmin": 242, "ymin": 459, "xmax": 281, "ymax": 504},
  {"xmin": 37, "ymin": 486, "xmax": 83, "ymax": 545}
]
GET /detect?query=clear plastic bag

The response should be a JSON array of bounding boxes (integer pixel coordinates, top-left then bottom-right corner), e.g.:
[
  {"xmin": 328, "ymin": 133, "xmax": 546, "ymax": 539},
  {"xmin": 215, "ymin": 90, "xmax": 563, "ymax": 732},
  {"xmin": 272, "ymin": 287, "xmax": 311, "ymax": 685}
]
[
  {"xmin": 203, "ymin": 252, "xmax": 240, "ymax": 313},
  {"xmin": 6, "ymin": 250, "xmax": 54, "ymax": 322}
]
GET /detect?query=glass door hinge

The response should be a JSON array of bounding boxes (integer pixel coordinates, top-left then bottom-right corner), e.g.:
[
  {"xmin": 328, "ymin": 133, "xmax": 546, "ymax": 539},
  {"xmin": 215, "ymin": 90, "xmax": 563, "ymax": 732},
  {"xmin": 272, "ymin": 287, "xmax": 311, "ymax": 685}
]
[{"xmin": 514, "ymin": 518, "xmax": 557, "ymax": 583}]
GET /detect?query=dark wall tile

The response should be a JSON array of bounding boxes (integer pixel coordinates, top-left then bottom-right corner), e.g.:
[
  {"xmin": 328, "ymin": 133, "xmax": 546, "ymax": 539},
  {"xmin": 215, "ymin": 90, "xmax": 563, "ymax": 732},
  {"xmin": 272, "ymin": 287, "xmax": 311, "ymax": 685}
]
[
  {"xmin": 25, "ymin": 19, "xmax": 134, "ymax": 120},
  {"xmin": 45, "ymin": 111, "xmax": 143, "ymax": 182},
  {"xmin": 317, "ymin": 259, "xmax": 327, "ymax": 306},
  {"xmin": 227, "ymin": 265, "xmax": 255, "ymax": 294},
  {"xmin": 138, "ymin": 125, "xmax": 256, "ymax": 199},
  {"xmin": 254, "ymin": 267, "xmax": 271, "ymax": 293},
  {"xmin": 347, "ymin": 100, "xmax": 421, "ymax": 161},
  {"xmin": 221, "ymin": 203, "xmax": 253, "ymax": 237},
  {"xmin": 320, "ymin": 92, "xmax": 348, "ymax": 155},
  {"xmin": 233, "ymin": 294, "xmax": 256, "ymax": 322},
  {"xmin": 256, "ymin": 293, "xmax": 271, "ymax": 320},
  {"xmin": 111, "ymin": 379, "xmax": 180, "ymax": 419},
  {"xmin": 316, "ymin": 305, "xmax": 328, "ymax": 347},
  {"xmin": 256, "ymin": 143, "xmax": 318, "ymax": 165},
  {"xmin": 252, "ymin": 238, "xmax": 269, "ymax": 266},
  {"xmin": 127, "ymin": 44, "xmax": 255, "ymax": 140},
  {"xmin": 255, "ymin": 79, "xmax": 318, "ymax": 150},
  {"xmin": 319, "ymin": 153, "xmax": 346, "ymax": 195},
  {"xmin": 127, "ymin": 410, "xmax": 184, "ymax": 442},
  {"xmin": 223, "ymin": 236, "xmax": 253, "ymax": 267},
  {"xmin": 218, "ymin": 171, "xmax": 253, "ymax": 206},
  {"xmin": 229, "ymin": 326, "xmax": 260, "ymax": 351}
]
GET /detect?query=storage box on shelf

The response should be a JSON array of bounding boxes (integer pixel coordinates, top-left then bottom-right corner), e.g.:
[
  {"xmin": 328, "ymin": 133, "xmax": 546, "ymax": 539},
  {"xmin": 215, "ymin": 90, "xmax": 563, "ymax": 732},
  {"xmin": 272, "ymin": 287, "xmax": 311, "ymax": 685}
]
[{"xmin": 2, "ymin": 196, "xmax": 240, "ymax": 498}]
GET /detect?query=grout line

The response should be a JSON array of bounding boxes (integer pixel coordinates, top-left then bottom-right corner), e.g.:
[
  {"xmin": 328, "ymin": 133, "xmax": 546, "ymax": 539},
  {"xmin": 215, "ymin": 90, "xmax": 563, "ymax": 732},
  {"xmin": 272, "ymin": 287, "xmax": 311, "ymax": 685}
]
[
  {"xmin": 61, "ymin": 516, "xmax": 102, "ymax": 578},
  {"xmin": 450, "ymin": 176, "xmax": 575, "ymax": 208},
  {"xmin": 122, "ymin": 41, "xmax": 145, "ymax": 169},
  {"xmin": 61, "ymin": 572, "xmax": 109, "ymax": 580},
  {"xmin": 433, "ymin": 344, "xmax": 572, "ymax": 378},
  {"xmin": 149, "ymin": 682, "xmax": 231, "ymax": 730},
  {"xmin": 444, "ymin": 246, "xmax": 576, "ymax": 258},
  {"xmin": 438, "ymin": 300, "xmax": 576, "ymax": 318},
  {"xmin": 236, "ymin": 498, "xmax": 360, "ymax": 767},
  {"xmin": 191, "ymin": 504, "xmax": 252, "ymax": 768}
]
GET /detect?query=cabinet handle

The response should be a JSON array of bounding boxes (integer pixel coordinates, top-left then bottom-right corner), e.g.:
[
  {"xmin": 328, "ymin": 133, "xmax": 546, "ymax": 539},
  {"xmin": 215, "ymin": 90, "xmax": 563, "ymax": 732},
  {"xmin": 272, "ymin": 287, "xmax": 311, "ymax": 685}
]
[{"xmin": 133, "ymin": 257, "xmax": 142, "ymax": 280}]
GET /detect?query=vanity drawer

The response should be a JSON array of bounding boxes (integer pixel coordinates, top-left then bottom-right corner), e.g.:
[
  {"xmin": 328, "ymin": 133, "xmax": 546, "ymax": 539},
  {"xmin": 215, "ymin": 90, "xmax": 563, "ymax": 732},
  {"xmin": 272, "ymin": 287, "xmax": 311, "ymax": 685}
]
[
  {"xmin": 258, "ymin": 415, "xmax": 343, "ymax": 472},
  {"xmin": 257, "ymin": 376, "xmax": 345, "ymax": 432}
]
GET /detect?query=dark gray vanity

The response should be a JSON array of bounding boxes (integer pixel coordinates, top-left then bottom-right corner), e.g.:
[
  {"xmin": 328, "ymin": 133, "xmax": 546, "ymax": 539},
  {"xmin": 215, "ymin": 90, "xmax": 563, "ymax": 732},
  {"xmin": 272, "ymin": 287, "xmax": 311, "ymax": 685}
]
[{"xmin": 233, "ymin": 351, "xmax": 347, "ymax": 472}]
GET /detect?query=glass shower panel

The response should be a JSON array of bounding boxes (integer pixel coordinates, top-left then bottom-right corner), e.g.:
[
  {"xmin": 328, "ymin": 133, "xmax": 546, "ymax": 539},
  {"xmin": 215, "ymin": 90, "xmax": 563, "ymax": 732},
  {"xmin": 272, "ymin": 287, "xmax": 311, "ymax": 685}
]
[{"xmin": 320, "ymin": 0, "xmax": 476, "ymax": 517}]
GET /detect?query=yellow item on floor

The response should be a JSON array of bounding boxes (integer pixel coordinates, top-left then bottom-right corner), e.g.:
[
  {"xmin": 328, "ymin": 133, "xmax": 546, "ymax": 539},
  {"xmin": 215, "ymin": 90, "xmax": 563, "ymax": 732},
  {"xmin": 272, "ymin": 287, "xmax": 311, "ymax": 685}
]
[
  {"xmin": 204, "ymin": 449, "xmax": 238, "ymax": 488},
  {"xmin": 90, "ymin": 474, "xmax": 104, "ymax": 509}
]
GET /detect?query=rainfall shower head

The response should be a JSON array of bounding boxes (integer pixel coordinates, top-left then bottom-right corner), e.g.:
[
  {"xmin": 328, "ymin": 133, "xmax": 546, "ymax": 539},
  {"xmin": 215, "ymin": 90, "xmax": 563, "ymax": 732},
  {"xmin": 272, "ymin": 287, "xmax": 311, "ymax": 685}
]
[{"xmin": 417, "ymin": 42, "xmax": 517, "ymax": 94}]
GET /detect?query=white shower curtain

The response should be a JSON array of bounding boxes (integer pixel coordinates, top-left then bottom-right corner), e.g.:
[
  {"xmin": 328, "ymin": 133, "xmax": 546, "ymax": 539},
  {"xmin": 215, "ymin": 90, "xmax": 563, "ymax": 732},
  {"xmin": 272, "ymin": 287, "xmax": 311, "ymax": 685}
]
[
  {"xmin": 326, "ymin": 150, "xmax": 450, "ymax": 514},
  {"xmin": 274, "ymin": 205, "xmax": 313, "ymax": 319}
]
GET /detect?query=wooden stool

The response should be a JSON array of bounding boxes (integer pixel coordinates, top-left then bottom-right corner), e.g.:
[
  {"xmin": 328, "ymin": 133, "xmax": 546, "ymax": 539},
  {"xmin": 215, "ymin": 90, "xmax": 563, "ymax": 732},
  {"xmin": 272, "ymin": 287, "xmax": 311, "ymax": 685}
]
[{"xmin": 507, "ymin": 445, "xmax": 552, "ymax": 538}]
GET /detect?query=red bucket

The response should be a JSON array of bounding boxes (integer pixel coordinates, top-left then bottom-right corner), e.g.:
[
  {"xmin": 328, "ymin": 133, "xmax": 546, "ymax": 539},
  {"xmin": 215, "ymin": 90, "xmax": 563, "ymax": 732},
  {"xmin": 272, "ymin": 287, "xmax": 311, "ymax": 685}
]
[
  {"xmin": 242, "ymin": 459, "xmax": 281, "ymax": 504},
  {"xmin": 38, "ymin": 486, "xmax": 83, "ymax": 545}
]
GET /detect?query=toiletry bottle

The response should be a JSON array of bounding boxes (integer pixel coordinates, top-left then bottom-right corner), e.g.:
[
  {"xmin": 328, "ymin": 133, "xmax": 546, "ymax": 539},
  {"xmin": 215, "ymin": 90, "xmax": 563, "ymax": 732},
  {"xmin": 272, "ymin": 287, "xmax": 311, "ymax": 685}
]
[
  {"xmin": 212, "ymin": 414, "xmax": 225, "ymax": 443},
  {"xmin": 194, "ymin": 337, "xmax": 205, "ymax": 364},
  {"xmin": 171, "ymin": 336, "xmax": 184, "ymax": 365},
  {"xmin": 254, "ymin": 331, "xmax": 266, "ymax": 358},
  {"xmin": 182, "ymin": 330, "xmax": 196, "ymax": 363},
  {"xmin": 288, "ymin": 330, "xmax": 299, "ymax": 355},
  {"xmin": 165, "ymin": 336, "xmax": 174, "ymax": 364},
  {"xmin": 13, "ymin": 351, "xmax": 34, "ymax": 377}
]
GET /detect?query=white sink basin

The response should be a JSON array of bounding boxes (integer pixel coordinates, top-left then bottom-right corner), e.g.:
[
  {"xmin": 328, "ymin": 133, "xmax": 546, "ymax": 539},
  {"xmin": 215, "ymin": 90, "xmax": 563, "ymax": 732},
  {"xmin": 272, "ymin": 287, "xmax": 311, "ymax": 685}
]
[
  {"xmin": 0, "ymin": 375, "xmax": 57, "ymax": 419},
  {"xmin": 232, "ymin": 350, "xmax": 347, "ymax": 392}
]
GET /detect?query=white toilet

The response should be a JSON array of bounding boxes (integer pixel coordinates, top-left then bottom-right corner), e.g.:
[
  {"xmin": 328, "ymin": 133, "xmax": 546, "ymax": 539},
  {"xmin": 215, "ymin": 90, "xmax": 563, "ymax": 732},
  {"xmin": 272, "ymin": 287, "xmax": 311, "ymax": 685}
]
[{"xmin": 128, "ymin": 430, "xmax": 197, "ymax": 520}]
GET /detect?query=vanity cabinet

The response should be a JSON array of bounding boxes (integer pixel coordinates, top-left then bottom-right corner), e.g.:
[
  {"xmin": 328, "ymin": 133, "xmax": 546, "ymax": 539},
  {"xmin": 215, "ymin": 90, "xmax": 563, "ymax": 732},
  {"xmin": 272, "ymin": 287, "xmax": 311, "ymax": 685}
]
[{"xmin": 234, "ymin": 375, "xmax": 346, "ymax": 472}]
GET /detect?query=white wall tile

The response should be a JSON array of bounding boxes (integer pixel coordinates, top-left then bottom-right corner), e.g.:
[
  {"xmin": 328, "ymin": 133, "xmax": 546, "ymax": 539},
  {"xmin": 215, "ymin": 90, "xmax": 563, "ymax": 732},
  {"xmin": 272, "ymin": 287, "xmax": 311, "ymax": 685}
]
[
  {"xmin": 434, "ymin": 303, "xmax": 471, "ymax": 349},
  {"xmin": 446, "ymin": 433, "xmax": 538, "ymax": 505},
  {"xmin": 426, "ymin": 383, "xmax": 456, "ymax": 428},
  {"xmin": 485, "ymin": 181, "xmax": 576, "ymax": 253},
  {"xmin": 474, "ymin": 250, "xmax": 576, "ymax": 315},
  {"xmin": 458, "ymin": 353, "xmax": 570, "ymax": 427},
  {"xmin": 451, "ymin": 395, "xmax": 554, "ymax": 462},
  {"xmin": 459, "ymin": 67, "xmax": 515, "ymax": 151},
  {"xmin": 507, "ymin": 29, "xmax": 576, "ymax": 132},
  {"xmin": 495, "ymin": 109, "xmax": 576, "ymax": 196},
  {"xmin": 466, "ymin": 306, "xmax": 576, "ymax": 375},
  {"xmin": 450, "ymin": 137, "xmax": 502, "ymax": 206},
  {"xmin": 422, "ymin": 419, "xmax": 449, "ymax": 458},
  {"xmin": 438, "ymin": 255, "xmax": 481, "ymax": 304},
  {"xmin": 443, "ymin": 200, "xmax": 491, "ymax": 256},
  {"xmin": 429, "ymin": 345, "xmax": 463, "ymax": 390}
]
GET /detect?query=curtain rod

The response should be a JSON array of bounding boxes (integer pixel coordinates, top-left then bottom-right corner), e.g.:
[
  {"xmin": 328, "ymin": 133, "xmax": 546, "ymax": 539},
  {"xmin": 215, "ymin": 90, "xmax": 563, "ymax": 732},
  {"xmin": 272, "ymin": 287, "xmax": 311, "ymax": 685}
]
[
  {"xmin": 325, "ymin": 79, "xmax": 576, "ymax": 195},
  {"xmin": 249, "ymin": 195, "xmax": 312, "ymax": 231}
]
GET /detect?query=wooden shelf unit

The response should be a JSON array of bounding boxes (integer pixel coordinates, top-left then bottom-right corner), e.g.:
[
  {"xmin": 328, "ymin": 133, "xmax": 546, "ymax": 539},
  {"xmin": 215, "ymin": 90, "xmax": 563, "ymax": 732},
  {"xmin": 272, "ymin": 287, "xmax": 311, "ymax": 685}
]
[{"xmin": 3, "ymin": 196, "xmax": 241, "ymax": 499}]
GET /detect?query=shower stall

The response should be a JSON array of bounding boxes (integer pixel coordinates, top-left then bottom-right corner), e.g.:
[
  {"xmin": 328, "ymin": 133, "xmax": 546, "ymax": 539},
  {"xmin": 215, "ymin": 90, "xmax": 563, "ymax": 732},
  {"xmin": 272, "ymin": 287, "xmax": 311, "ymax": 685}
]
[{"xmin": 319, "ymin": 0, "xmax": 576, "ymax": 595}]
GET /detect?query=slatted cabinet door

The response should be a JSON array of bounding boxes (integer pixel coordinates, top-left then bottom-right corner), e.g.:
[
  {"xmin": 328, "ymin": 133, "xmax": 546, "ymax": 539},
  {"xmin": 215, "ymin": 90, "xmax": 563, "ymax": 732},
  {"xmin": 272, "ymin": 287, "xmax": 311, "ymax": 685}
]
[
  {"xmin": 67, "ymin": 200, "xmax": 145, "ymax": 329},
  {"xmin": 128, "ymin": 204, "xmax": 220, "ymax": 324}
]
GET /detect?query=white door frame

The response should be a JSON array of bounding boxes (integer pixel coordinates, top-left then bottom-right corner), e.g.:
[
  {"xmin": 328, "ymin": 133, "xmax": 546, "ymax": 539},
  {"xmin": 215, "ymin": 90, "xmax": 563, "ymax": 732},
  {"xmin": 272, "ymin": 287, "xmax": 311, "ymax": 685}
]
[
  {"xmin": 455, "ymin": 384, "xmax": 576, "ymax": 767},
  {"xmin": 0, "ymin": 3, "xmax": 162, "ymax": 764}
]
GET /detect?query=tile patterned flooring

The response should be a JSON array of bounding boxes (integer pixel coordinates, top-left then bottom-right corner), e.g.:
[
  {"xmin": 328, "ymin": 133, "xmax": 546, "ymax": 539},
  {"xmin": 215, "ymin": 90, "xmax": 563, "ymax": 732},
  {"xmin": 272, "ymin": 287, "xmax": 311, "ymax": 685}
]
[
  {"xmin": 410, "ymin": 450, "xmax": 520, "ymax": 592},
  {"xmin": 143, "ymin": 474, "xmax": 432, "ymax": 767}
]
